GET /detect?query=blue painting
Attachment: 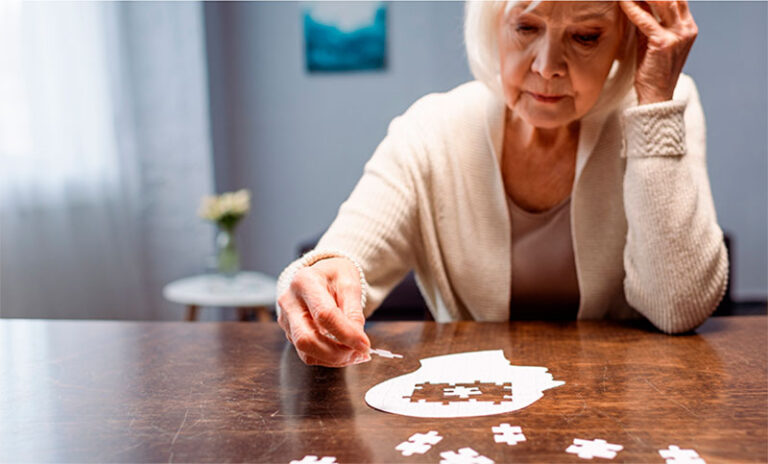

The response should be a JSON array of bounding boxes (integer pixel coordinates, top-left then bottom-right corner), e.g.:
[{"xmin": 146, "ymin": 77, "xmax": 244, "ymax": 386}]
[{"xmin": 303, "ymin": 2, "xmax": 387, "ymax": 72}]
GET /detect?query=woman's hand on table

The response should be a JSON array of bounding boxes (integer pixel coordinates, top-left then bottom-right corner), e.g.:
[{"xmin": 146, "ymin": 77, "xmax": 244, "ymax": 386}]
[
  {"xmin": 620, "ymin": 0, "xmax": 697, "ymax": 105},
  {"xmin": 277, "ymin": 257, "xmax": 371, "ymax": 367}
]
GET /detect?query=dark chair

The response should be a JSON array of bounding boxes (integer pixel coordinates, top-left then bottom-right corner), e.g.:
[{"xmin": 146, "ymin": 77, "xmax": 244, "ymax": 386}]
[
  {"xmin": 712, "ymin": 233, "xmax": 735, "ymax": 316},
  {"xmin": 297, "ymin": 236, "xmax": 431, "ymax": 321},
  {"xmin": 714, "ymin": 233, "xmax": 767, "ymax": 316}
]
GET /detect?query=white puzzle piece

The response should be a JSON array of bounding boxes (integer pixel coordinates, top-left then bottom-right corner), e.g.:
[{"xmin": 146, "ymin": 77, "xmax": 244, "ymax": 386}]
[
  {"xmin": 444, "ymin": 386, "xmax": 482, "ymax": 399},
  {"xmin": 492, "ymin": 423, "xmax": 526, "ymax": 445},
  {"xmin": 440, "ymin": 447, "xmax": 494, "ymax": 464},
  {"xmin": 395, "ymin": 430, "xmax": 443, "ymax": 456},
  {"xmin": 369, "ymin": 348, "xmax": 403, "ymax": 359},
  {"xmin": 566, "ymin": 438, "xmax": 624, "ymax": 459},
  {"xmin": 289, "ymin": 456, "xmax": 337, "ymax": 464},
  {"xmin": 659, "ymin": 445, "xmax": 706, "ymax": 464},
  {"xmin": 365, "ymin": 349, "xmax": 564, "ymax": 418}
]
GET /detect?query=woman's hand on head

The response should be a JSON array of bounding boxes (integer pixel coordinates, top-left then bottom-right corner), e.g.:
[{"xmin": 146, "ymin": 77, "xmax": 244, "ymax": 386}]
[
  {"xmin": 277, "ymin": 257, "xmax": 371, "ymax": 367},
  {"xmin": 620, "ymin": 0, "xmax": 698, "ymax": 105}
]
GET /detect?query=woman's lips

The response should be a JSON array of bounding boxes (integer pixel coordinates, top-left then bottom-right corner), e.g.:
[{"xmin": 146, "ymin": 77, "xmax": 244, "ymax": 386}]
[{"xmin": 526, "ymin": 91, "xmax": 566, "ymax": 103}]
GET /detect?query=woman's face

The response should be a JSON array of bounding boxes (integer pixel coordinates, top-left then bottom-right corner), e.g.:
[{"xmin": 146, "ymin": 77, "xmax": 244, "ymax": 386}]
[{"xmin": 497, "ymin": 1, "xmax": 625, "ymax": 129}]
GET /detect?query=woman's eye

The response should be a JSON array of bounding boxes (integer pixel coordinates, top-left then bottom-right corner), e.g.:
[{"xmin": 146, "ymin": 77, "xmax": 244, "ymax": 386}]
[
  {"xmin": 573, "ymin": 33, "xmax": 601, "ymax": 46},
  {"xmin": 515, "ymin": 24, "xmax": 538, "ymax": 34}
]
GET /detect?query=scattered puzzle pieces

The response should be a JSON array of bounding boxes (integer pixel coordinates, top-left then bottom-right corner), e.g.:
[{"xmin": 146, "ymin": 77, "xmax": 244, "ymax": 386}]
[
  {"xmin": 659, "ymin": 445, "xmax": 706, "ymax": 464},
  {"xmin": 395, "ymin": 430, "xmax": 443, "ymax": 456},
  {"xmin": 370, "ymin": 348, "xmax": 403, "ymax": 359},
  {"xmin": 440, "ymin": 447, "xmax": 494, "ymax": 464},
  {"xmin": 566, "ymin": 438, "xmax": 624, "ymax": 459},
  {"xmin": 492, "ymin": 423, "xmax": 526, "ymax": 445},
  {"xmin": 289, "ymin": 456, "xmax": 337, "ymax": 464}
]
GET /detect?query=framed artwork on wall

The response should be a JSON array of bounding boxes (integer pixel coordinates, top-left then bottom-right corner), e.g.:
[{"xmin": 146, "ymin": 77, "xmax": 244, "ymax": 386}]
[{"xmin": 303, "ymin": 1, "xmax": 387, "ymax": 72}]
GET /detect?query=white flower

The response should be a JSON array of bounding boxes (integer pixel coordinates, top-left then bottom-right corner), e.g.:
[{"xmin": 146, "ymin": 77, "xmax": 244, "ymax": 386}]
[{"xmin": 197, "ymin": 189, "xmax": 251, "ymax": 223}]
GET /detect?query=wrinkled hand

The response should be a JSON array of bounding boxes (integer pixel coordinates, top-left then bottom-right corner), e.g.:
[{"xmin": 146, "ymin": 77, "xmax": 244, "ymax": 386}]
[
  {"xmin": 620, "ymin": 1, "xmax": 698, "ymax": 105},
  {"xmin": 277, "ymin": 257, "xmax": 371, "ymax": 367}
]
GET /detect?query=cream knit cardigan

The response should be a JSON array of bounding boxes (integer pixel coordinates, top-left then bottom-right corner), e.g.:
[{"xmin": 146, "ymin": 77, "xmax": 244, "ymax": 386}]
[{"xmin": 277, "ymin": 74, "xmax": 728, "ymax": 333}]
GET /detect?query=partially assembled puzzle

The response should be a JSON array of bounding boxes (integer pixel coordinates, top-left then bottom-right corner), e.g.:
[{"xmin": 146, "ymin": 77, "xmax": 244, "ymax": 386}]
[
  {"xmin": 365, "ymin": 349, "xmax": 564, "ymax": 418},
  {"xmin": 405, "ymin": 381, "xmax": 512, "ymax": 405}
]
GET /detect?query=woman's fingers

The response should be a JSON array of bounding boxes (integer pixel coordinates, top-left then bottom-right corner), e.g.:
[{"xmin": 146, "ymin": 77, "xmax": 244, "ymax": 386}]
[
  {"xmin": 646, "ymin": 1, "xmax": 677, "ymax": 27},
  {"xmin": 623, "ymin": 1, "xmax": 694, "ymax": 36},
  {"xmin": 674, "ymin": 0, "xmax": 698, "ymax": 33},
  {"xmin": 668, "ymin": 1, "xmax": 695, "ymax": 28},
  {"xmin": 334, "ymin": 275, "xmax": 370, "ymax": 351},
  {"xmin": 277, "ymin": 256, "xmax": 372, "ymax": 367},
  {"xmin": 620, "ymin": 0, "xmax": 697, "ymax": 104},
  {"xmin": 292, "ymin": 267, "xmax": 370, "ymax": 353},
  {"xmin": 619, "ymin": 1, "xmax": 663, "ymax": 36},
  {"xmin": 279, "ymin": 289, "xmax": 363, "ymax": 366}
]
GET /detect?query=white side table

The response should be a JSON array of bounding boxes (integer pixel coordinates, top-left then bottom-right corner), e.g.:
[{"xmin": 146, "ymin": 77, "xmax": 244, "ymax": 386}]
[{"xmin": 163, "ymin": 271, "xmax": 277, "ymax": 322}]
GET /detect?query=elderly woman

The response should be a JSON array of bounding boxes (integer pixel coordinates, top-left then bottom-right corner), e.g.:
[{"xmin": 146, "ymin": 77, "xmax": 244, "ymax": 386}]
[{"xmin": 276, "ymin": 1, "xmax": 728, "ymax": 367}]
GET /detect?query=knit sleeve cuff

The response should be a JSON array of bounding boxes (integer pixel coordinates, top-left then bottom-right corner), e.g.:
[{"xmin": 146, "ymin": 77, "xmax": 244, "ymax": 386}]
[
  {"xmin": 621, "ymin": 100, "xmax": 687, "ymax": 158},
  {"xmin": 275, "ymin": 249, "xmax": 369, "ymax": 317}
]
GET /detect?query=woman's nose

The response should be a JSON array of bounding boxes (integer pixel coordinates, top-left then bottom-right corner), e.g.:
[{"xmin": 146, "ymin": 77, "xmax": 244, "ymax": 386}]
[{"xmin": 531, "ymin": 38, "xmax": 567, "ymax": 79}]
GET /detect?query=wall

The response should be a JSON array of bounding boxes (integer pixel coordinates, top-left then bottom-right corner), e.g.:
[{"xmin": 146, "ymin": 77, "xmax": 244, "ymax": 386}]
[
  {"xmin": 685, "ymin": 1, "xmax": 767, "ymax": 300},
  {"xmin": 204, "ymin": 1, "xmax": 472, "ymax": 277},
  {"xmin": 205, "ymin": 1, "xmax": 767, "ymax": 301}
]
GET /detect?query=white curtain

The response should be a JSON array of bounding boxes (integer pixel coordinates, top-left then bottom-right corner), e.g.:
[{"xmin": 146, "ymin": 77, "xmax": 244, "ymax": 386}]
[{"xmin": 0, "ymin": 1, "xmax": 215, "ymax": 320}]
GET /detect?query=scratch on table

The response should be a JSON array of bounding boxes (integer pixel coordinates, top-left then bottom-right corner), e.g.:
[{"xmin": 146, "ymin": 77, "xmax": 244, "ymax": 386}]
[
  {"xmin": 601, "ymin": 412, "xmax": 647, "ymax": 447},
  {"xmin": 145, "ymin": 424, "xmax": 167, "ymax": 435},
  {"xmin": 643, "ymin": 378, "xmax": 700, "ymax": 418},
  {"xmin": 170, "ymin": 408, "xmax": 190, "ymax": 447},
  {"xmin": 111, "ymin": 440, "xmax": 144, "ymax": 458},
  {"xmin": 270, "ymin": 410, "xmax": 279, "ymax": 417},
  {"xmin": 602, "ymin": 366, "xmax": 608, "ymax": 393},
  {"xmin": 197, "ymin": 401, "xmax": 206, "ymax": 421},
  {"xmin": 261, "ymin": 433, "xmax": 289, "ymax": 457},
  {"xmin": 559, "ymin": 394, "xmax": 588, "ymax": 423},
  {"xmin": 577, "ymin": 392, "xmax": 588, "ymax": 413},
  {"xmin": 189, "ymin": 417, "xmax": 203, "ymax": 430}
]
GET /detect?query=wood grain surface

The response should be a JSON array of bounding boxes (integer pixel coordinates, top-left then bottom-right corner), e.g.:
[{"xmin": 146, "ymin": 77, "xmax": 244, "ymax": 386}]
[{"xmin": 0, "ymin": 317, "xmax": 765, "ymax": 463}]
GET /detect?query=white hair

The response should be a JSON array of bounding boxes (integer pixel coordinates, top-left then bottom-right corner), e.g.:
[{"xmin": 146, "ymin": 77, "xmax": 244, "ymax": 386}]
[{"xmin": 464, "ymin": 0, "xmax": 637, "ymax": 117}]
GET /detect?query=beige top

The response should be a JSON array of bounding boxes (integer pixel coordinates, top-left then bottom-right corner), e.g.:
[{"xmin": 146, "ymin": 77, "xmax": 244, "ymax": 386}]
[
  {"xmin": 277, "ymin": 75, "xmax": 728, "ymax": 334},
  {"xmin": 508, "ymin": 196, "xmax": 579, "ymax": 320}
]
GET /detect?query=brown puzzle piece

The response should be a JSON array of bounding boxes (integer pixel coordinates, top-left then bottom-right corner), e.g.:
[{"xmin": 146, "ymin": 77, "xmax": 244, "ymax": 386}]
[{"xmin": 403, "ymin": 381, "xmax": 513, "ymax": 405}]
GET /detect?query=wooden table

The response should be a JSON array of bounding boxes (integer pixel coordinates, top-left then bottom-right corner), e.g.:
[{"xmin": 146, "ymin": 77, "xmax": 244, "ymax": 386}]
[{"xmin": 0, "ymin": 317, "xmax": 765, "ymax": 463}]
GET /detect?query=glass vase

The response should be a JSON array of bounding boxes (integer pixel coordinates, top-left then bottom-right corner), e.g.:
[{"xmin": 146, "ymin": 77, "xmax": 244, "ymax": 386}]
[{"xmin": 215, "ymin": 225, "xmax": 240, "ymax": 278}]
